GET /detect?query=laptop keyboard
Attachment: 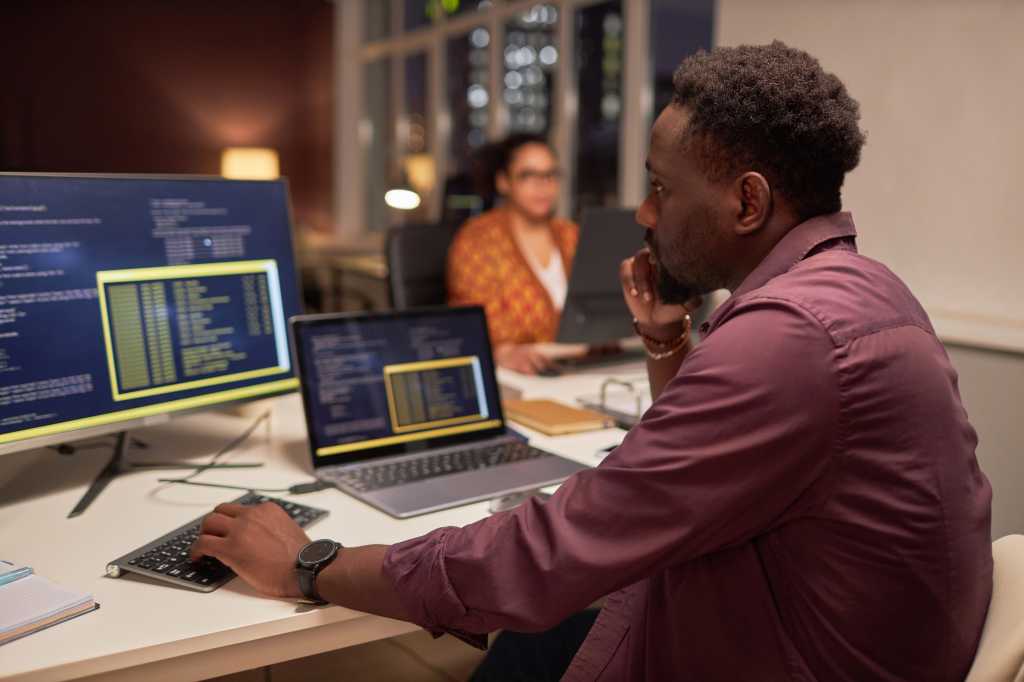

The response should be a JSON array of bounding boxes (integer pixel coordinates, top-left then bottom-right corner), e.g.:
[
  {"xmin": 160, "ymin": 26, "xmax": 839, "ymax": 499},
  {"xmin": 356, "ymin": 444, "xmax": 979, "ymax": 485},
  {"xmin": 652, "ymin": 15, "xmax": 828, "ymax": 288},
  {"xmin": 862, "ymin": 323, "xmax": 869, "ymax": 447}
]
[
  {"xmin": 106, "ymin": 492, "xmax": 328, "ymax": 592},
  {"xmin": 328, "ymin": 441, "xmax": 552, "ymax": 492}
]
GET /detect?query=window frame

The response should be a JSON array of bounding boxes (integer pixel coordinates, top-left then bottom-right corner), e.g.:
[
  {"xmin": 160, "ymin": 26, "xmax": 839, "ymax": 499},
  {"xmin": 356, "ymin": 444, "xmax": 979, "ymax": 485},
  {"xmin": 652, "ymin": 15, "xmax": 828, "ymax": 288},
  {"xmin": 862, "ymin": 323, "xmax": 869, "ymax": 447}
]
[{"xmin": 335, "ymin": 0, "xmax": 653, "ymax": 240}]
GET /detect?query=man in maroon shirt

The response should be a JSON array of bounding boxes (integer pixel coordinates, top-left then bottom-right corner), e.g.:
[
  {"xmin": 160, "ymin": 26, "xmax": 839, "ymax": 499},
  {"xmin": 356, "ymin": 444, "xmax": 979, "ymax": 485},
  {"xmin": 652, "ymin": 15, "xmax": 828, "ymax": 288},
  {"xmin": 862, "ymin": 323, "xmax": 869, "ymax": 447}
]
[{"xmin": 192, "ymin": 42, "xmax": 992, "ymax": 681}]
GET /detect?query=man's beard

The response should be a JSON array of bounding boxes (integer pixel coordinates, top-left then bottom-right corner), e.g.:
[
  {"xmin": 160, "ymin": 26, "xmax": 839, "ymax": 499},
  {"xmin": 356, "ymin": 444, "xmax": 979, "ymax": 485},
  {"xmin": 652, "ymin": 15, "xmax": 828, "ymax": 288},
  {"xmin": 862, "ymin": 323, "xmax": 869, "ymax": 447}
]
[
  {"xmin": 654, "ymin": 262, "xmax": 698, "ymax": 304},
  {"xmin": 646, "ymin": 232, "xmax": 699, "ymax": 304}
]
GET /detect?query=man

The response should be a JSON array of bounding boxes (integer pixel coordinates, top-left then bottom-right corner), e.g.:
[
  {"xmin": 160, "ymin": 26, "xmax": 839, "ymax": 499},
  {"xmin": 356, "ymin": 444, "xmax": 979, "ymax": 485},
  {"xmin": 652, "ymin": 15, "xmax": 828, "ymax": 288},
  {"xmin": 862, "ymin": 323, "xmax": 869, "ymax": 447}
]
[{"xmin": 192, "ymin": 42, "xmax": 992, "ymax": 681}]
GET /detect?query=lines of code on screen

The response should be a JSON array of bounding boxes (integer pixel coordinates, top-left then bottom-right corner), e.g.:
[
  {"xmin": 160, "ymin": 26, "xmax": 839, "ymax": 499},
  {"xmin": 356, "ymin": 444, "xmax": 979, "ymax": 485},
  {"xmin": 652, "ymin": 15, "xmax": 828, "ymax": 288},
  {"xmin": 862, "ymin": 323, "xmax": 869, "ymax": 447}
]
[{"xmin": 0, "ymin": 176, "xmax": 301, "ymax": 448}]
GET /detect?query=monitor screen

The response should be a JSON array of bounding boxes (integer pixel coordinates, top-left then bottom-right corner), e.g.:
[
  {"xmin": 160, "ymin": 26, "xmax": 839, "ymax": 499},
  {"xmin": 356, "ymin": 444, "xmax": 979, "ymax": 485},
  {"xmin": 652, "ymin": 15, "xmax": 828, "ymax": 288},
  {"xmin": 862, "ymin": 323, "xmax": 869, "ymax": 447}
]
[
  {"xmin": 291, "ymin": 307, "xmax": 505, "ymax": 465},
  {"xmin": 0, "ymin": 174, "xmax": 303, "ymax": 455}
]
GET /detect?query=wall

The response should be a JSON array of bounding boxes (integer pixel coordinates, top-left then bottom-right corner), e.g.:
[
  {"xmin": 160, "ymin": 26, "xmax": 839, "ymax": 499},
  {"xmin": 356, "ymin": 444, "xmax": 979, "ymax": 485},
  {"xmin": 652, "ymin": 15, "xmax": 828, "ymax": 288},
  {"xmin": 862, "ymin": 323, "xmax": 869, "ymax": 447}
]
[
  {"xmin": 716, "ymin": 0, "xmax": 1024, "ymax": 353},
  {"xmin": 0, "ymin": 0, "xmax": 334, "ymax": 234},
  {"xmin": 946, "ymin": 345, "xmax": 1024, "ymax": 540},
  {"xmin": 716, "ymin": 0, "xmax": 1023, "ymax": 538}
]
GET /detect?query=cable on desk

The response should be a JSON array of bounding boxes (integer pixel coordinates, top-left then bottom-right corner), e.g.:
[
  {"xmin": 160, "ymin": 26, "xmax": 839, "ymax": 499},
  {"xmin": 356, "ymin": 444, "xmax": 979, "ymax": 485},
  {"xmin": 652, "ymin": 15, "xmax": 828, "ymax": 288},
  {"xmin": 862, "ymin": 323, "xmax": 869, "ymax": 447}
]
[
  {"xmin": 174, "ymin": 410, "xmax": 271, "ymax": 484},
  {"xmin": 156, "ymin": 478, "xmax": 332, "ymax": 495}
]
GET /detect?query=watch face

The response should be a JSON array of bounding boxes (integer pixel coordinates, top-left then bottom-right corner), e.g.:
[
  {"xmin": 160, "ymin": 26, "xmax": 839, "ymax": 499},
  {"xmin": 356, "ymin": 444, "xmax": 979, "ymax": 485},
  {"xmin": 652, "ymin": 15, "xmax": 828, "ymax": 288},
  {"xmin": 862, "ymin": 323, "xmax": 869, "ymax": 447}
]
[{"xmin": 299, "ymin": 539, "xmax": 336, "ymax": 566}]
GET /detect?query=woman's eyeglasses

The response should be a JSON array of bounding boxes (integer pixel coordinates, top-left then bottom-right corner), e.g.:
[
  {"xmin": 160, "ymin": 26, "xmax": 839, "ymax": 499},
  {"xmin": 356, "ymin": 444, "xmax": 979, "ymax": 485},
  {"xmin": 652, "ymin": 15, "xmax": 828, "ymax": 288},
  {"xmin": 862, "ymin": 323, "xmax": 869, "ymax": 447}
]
[{"xmin": 511, "ymin": 168, "xmax": 562, "ymax": 184}]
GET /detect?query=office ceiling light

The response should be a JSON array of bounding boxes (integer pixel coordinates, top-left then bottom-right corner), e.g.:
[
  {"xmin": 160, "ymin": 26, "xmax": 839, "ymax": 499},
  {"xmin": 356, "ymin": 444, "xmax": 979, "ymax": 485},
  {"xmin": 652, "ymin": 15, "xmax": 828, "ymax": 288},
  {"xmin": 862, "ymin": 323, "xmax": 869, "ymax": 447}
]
[
  {"xmin": 221, "ymin": 147, "xmax": 280, "ymax": 180},
  {"xmin": 384, "ymin": 188, "xmax": 421, "ymax": 210}
]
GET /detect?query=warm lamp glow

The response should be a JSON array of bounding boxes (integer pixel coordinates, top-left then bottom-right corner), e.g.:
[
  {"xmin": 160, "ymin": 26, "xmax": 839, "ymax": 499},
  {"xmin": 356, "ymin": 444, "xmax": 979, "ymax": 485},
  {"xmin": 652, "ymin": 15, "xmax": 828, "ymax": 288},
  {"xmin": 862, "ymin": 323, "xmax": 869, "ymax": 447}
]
[
  {"xmin": 402, "ymin": 153, "xmax": 437, "ymax": 195},
  {"xmin": 220, "ymin": 147, "xmax": 280, "ymax": 180},
  {"xmin": 384, "ymin": 188, "xmax": 422, "ymax": 210}
]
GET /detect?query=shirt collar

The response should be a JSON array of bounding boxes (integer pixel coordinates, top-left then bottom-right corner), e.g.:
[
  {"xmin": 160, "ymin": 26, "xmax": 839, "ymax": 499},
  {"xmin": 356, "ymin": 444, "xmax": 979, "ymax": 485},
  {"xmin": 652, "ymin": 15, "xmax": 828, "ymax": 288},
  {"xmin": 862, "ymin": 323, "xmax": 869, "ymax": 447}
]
[{"xmin": 703, "ymin": 212, "xmax": 858, "ymax": 332}]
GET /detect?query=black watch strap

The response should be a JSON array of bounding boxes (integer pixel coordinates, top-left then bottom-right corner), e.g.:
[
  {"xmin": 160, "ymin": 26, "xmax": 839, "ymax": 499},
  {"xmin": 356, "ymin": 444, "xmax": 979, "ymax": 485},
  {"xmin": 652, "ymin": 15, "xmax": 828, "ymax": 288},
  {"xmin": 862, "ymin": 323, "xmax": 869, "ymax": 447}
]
[{"xmin": 297, "ymin": 566, "xmax": 326, "ymax": 604}]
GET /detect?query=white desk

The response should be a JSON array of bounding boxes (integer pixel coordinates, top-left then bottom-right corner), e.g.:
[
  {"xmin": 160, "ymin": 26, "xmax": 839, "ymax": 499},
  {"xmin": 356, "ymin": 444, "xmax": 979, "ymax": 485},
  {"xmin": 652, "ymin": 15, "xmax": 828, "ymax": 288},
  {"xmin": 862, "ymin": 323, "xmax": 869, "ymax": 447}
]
[
  {"xmin": 0, "ymin": 367, "xmax": 633, "ymax": 682},
  {"xmin": 496, "ymin": 360, "xmax": 648, "ymax": 402}
]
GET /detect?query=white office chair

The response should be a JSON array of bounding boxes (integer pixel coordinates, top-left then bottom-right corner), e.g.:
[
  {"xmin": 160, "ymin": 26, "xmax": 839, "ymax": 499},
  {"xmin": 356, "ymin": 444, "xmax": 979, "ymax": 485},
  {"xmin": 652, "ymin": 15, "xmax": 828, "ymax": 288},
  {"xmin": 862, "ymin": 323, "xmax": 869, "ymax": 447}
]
[{"xmin": 966, "ymin": 535, "xmax": 1024, "ymax": 682}]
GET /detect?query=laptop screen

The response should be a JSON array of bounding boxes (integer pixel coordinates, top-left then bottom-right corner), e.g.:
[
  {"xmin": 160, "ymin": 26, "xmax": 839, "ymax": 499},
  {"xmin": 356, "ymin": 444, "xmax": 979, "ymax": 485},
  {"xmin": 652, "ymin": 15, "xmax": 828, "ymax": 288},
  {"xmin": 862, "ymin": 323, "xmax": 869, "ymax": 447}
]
[{"xmin": 291, "ymin": 307, "xmax": 506, "ymax": 466}]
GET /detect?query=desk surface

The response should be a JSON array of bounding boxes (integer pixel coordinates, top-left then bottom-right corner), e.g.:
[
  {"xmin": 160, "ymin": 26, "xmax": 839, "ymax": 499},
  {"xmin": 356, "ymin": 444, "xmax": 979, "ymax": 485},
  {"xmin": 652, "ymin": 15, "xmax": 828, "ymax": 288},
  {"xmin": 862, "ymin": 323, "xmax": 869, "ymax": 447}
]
[{"xmin": 0, "ymin": 366, "xmax": 635, "ymax": 682}]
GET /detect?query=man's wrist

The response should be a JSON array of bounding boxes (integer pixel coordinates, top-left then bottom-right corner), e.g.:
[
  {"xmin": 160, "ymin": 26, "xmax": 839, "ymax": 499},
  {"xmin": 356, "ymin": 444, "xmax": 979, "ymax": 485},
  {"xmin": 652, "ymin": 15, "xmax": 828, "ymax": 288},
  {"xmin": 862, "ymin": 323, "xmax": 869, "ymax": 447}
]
[
  {"xmin": 635, "ymin": 319, "xmax": 686, "ymax": 343},
  {"xmin": 633, "ymin": 315, "xmax": 692, "ymax": 360},
  {"xmin": 296, "ymin": 539, "xmax": 342, "ymax": 603}
]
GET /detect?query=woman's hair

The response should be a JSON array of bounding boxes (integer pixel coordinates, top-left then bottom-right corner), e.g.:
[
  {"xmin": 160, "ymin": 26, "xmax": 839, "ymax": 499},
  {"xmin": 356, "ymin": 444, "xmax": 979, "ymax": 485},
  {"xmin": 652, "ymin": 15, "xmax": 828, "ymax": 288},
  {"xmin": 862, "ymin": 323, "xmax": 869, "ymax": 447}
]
[{"xmin": 494, "ymin": 133, "xmax": 553, "ymax": 174}]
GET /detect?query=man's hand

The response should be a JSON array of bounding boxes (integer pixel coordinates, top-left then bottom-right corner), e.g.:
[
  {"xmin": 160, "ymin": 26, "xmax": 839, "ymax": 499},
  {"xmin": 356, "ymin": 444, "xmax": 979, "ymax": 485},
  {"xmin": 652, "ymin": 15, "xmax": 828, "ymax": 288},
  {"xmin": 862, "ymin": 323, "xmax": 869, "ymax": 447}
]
[
  {"xmin": 495, "ymin": 343, "xmax": 555, "ymax": 375},
  {"xmin": 191, "ymin": 502, "xmax": 310, "ymax": 599},
  {"xmin": 620, "ymin": 248, "xmax": 702, "ymax": 339}
]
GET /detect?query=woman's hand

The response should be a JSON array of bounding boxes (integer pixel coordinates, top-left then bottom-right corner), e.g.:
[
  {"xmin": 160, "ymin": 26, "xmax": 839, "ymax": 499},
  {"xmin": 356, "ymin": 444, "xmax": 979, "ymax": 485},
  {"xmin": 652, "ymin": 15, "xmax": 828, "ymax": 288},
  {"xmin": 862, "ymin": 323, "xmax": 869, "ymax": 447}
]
[{"xmin": 495, "ymin": 343, "xmax": 555, "ymax": 375}]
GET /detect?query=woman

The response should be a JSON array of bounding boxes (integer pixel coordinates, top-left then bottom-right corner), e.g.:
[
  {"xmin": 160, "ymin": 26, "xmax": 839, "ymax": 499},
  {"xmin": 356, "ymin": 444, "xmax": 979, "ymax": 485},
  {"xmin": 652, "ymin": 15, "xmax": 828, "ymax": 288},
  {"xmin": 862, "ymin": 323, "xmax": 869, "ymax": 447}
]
[{"xmin": 446, "ymin": 134, "xmax": 578, "ymax": 374}]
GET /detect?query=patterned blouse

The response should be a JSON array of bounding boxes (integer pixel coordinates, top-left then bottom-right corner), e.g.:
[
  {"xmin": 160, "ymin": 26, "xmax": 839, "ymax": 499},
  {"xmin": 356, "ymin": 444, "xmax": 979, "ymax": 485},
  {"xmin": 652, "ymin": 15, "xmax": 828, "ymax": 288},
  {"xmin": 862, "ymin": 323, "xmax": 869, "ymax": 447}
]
[{"xmin": 446, "ymin": 207, "xmax": 579, "ymax": 346}]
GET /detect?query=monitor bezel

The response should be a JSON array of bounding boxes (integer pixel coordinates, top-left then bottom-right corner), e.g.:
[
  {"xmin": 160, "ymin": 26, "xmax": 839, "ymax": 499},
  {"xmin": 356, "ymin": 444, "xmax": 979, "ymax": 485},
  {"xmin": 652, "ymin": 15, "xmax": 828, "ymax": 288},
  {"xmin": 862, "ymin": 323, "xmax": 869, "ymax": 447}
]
[
  {"xmin": 0, "ymin": 171, "xmax": 305, "ymax": 457},
  {"xmin": 290, "ymin": 305, "xmax": 508, "ymax": 470}
]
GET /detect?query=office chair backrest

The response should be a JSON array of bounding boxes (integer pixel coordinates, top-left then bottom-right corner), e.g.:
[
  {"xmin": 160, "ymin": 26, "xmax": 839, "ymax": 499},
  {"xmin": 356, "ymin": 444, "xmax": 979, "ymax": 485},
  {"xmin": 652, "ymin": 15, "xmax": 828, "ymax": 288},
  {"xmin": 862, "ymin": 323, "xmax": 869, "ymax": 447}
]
[
  {"xmin": 966, "ymin": 534, "xmax": 1024, "ymax": 682},
  {"xmin": 386, "ymin": 222, "xmax": 458, "ymax": 310}
]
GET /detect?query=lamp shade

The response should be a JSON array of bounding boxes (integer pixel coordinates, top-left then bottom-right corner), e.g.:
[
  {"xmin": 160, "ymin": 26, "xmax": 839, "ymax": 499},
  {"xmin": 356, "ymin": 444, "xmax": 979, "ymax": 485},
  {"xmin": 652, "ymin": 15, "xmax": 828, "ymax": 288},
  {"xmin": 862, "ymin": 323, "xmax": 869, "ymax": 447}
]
[{"xmin": 220, "ymin": 147, "xmax": 280, "ymax": 180}]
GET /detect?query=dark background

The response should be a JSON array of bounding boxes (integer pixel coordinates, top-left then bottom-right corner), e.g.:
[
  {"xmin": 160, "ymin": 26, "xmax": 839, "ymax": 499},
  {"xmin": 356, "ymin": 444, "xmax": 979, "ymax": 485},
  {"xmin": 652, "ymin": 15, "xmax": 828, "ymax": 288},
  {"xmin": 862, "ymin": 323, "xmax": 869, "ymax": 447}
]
[{"xmin": 0, "ymin": 0, "xmax": 334, "ymax": 234}]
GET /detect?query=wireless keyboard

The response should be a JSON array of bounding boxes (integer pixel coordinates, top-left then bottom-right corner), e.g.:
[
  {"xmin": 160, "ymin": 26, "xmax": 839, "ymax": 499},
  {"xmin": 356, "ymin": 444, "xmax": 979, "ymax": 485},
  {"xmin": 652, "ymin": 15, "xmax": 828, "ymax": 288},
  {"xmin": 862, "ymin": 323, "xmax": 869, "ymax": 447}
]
[{"xmin": 105, "ymin": 492, "xmax": 329, "ymax": 592}]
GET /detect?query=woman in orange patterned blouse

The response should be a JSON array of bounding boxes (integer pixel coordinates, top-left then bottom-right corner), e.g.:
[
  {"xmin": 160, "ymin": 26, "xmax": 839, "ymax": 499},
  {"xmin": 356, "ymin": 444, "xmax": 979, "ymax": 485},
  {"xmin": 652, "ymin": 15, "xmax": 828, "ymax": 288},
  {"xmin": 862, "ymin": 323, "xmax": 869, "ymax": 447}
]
[{"xmin": 447, "ymin": 135, "xmax": 578, "ymax": 374}]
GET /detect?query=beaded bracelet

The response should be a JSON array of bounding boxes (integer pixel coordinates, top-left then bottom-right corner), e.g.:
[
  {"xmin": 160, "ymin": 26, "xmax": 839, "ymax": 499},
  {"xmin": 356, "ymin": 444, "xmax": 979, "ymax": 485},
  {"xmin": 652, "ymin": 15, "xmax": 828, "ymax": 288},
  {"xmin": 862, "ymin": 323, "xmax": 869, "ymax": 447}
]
[{"xmin": 632, "ymin": 314, "xmax": 692, "ymax": 360}]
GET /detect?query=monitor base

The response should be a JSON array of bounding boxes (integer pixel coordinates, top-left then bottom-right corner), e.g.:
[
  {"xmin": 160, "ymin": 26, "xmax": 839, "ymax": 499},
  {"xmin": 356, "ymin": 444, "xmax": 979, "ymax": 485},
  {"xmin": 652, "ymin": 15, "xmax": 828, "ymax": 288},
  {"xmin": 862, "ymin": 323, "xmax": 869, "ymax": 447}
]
[{"xmin": 65, "ymin": 431, "xmax": 263, "ymax": 518}]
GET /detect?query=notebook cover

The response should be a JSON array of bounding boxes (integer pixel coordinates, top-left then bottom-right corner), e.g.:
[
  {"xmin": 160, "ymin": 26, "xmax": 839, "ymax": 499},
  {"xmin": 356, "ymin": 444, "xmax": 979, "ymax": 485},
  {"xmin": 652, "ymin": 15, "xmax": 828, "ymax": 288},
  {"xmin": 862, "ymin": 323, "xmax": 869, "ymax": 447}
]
[{"xmin": 502, "ymin": 399, "xmax": 613, "ymax": 435}]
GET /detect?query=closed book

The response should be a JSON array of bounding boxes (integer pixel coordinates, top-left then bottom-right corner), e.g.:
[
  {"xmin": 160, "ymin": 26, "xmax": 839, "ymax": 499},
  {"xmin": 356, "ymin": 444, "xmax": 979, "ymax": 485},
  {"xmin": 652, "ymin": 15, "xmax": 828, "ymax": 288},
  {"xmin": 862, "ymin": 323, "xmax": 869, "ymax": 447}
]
[
  {"xmin": 502, "ymin": 399, "xmax": 613, "ymax": 436},
  {"xmin": 0, "ymin": 574, "xmax": 98, "ymax": 646}
]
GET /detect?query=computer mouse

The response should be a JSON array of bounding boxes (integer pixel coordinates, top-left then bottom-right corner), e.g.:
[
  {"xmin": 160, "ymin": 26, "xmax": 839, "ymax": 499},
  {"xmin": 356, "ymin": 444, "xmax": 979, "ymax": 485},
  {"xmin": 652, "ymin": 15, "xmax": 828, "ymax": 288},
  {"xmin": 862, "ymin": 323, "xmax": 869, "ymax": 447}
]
[{"xmin": 537, "ymin": 366, "xmax": 562, "ymax": 377}]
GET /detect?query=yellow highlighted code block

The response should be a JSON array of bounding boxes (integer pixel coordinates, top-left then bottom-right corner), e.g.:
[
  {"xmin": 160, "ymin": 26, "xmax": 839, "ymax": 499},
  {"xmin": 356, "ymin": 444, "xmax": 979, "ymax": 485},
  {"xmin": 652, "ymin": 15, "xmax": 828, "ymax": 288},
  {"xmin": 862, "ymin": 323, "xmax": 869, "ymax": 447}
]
[{"xmin": 96, "ymin": 260, "xmax": 289, "ymax": 402}]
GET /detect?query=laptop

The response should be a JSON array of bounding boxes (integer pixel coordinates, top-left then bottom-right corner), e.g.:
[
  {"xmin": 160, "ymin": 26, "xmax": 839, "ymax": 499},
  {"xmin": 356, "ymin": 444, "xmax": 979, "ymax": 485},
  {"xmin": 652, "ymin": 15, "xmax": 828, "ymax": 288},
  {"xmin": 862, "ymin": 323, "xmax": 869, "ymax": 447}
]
[
  {"xmin": 535, "ymin": 207, "xmax": 648, "ymax": 372},
  {"xmin": 557, "ymin": 207, "xmax": 643, "ymax": 345},
  {"xmin": 290, "ymin": 306, "xmax": 586, "ymax": 518}
]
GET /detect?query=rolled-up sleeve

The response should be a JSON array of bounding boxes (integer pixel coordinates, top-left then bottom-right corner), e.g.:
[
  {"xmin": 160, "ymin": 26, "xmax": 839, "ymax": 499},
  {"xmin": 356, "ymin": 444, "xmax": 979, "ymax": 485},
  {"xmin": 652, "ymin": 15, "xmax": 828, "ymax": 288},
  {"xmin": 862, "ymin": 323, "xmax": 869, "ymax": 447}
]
[{"xmin": 383, "ymin": 296, "xmax": 841, "ymax": 637}]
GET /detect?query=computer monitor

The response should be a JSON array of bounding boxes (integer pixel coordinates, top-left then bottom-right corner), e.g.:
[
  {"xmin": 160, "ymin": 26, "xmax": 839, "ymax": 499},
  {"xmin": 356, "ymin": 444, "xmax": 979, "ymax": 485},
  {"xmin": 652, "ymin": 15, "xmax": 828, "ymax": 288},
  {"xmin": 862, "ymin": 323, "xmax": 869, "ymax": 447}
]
[
  {"xmin": 556, "ymin": 207, "xmax": 642, "ymax": 344},
  {"xmin": 0, "ymin": 174, "xmax": 303, "ymax": 467}
]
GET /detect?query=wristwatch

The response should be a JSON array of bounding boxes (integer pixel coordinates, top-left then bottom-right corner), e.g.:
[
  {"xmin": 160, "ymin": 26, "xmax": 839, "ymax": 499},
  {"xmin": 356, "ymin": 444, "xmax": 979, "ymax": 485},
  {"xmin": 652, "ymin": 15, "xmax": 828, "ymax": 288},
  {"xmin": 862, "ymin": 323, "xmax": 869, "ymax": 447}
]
[{"xmin": 295, "ymin": 539, "xmax": 341, "ymax": 604}]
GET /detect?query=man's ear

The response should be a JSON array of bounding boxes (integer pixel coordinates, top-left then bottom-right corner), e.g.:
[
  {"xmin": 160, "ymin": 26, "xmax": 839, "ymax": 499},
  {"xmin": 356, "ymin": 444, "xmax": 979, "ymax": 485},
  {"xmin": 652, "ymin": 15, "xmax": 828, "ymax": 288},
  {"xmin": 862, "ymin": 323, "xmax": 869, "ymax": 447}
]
[
  {"xmin": 495, "ymin": 170, "xmax": 510, "ymax": 197},
  {"xmin": 732, "ymin": 172, "xmax": 772, "ymax": 236}
]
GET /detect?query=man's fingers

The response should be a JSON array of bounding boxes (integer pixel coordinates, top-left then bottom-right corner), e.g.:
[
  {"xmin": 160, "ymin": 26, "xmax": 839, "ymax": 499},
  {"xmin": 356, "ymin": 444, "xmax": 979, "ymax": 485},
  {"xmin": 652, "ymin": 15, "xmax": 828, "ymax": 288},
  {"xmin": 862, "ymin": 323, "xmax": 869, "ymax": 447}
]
[
  {"xmin": 212, "ymin": 502, "xmax": 246, "ymax": 518},
  {"xmin": 631, "ymin": 251, "xmax": 655, "ymax": 302},
  {"xmin": 190, "ymin": 533, "xmax": 228, "ymax": 562},
  {"xmin": 620, "ymin": 257, "xmax": 638, "ymax": 297},
  {"xmin": 621, "ymin": 249, "xmax": 657, "ymax": 303},
  {"xmin": 199, "ymin": 511, "xmax": 235, "ymax": 538}
]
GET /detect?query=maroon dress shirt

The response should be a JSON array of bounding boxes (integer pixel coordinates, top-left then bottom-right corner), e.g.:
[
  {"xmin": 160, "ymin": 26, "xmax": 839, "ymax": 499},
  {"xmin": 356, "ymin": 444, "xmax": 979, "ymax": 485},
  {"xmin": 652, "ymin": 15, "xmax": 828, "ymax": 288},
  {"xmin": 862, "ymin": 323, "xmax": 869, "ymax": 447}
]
[{"xmin": 383, "ymin": 212, "xmax": 993, "ymax": 681}]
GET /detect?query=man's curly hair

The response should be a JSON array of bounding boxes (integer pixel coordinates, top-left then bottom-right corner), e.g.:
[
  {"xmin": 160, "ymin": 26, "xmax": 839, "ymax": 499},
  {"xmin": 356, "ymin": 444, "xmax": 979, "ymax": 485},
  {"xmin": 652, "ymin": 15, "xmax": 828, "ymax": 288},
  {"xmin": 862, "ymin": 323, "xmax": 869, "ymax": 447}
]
[{"xmin": 672, "ymin": 41, "xmax": 865, "ymax": 219}]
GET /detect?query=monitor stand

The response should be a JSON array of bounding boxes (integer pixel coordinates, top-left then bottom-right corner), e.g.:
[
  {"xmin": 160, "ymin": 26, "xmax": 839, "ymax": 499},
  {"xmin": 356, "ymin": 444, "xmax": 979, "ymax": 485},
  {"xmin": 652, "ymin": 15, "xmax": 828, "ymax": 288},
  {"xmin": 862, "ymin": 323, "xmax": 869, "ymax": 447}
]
[{"xmin": 66, "ymin": 431, "xmax": 262, "ymax": 518}]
